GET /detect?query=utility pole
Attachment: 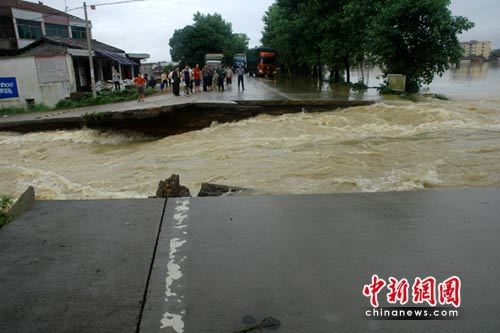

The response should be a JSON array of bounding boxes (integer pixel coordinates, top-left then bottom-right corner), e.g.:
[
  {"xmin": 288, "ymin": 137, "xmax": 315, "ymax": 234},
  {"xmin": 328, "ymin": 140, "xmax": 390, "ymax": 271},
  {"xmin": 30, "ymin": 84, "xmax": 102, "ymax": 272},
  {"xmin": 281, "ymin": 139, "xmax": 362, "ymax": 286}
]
[
  {"xmin": 82, "ymin": 0, "xmax": 145, "ymax": 98},
  {"xmin": 83, "ymin": 2, "xmax": 97, "ymax": 98}
]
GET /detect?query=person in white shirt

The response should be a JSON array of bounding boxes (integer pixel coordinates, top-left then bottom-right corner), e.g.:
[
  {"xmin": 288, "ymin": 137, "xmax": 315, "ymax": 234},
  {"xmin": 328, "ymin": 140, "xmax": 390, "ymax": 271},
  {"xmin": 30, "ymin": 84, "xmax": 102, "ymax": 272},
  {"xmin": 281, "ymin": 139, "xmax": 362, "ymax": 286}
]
[{"xmin": 112, "ymin": 69, "xmax": 121, "ymax": 91}]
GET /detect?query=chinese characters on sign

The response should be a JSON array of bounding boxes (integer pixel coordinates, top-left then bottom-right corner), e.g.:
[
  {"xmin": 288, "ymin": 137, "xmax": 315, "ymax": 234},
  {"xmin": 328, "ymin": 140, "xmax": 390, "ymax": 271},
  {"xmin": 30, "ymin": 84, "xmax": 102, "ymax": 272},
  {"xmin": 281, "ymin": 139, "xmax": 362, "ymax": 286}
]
[
  {"xmin": 0, "ymin": 77, "xmax": 19, "ymax": 99},
  {"xmin": 363, "ymin": 275, "xmax": 461, "ymax": 308}
]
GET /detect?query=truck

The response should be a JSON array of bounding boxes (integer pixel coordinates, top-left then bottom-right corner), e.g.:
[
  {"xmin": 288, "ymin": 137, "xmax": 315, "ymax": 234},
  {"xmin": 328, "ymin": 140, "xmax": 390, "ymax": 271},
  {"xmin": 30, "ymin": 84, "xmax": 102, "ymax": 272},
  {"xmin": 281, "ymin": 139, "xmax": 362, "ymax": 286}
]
[
  {"xmin": 233, "ymin": 53, "xmax": 247, "ymax": 70},
  {"xmin": 246, "ymin": 47, "xmax": 278, "ymax": 77},
  {"xmin": 205, "ymin": 53, "xmax": 224, "ymax": 67}
]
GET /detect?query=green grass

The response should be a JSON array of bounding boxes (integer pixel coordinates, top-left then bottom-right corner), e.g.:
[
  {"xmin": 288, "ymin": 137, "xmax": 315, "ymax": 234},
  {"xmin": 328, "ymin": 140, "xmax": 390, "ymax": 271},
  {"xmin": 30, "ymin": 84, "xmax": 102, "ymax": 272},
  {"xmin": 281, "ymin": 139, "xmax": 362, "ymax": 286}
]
[
  {"xmin": 0, "ymin": 195, "xmax": 13, "ymax": 228},
  {"xmin": 378, "ymin": 85, "xmax": 399, "ymax": 95},
  {"xmin": 0, "ymin": 87, "xmax": 156, "ymax": 116},
  {"xmin": 379, "ymin": 85, "xmax": 449, "ymax": 101},
  {"xmin": 350, "ymin": 82, "xmax": 368, "ymax": 91}
]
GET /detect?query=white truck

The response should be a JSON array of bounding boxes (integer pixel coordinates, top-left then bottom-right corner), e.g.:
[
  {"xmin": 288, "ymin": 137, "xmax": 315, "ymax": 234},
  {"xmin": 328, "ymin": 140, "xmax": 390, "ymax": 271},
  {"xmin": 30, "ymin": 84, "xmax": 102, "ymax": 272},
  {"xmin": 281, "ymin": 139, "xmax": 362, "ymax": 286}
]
[{"xmin": 205, "ymin": 53, "xmax": 224, "ymax": 66}]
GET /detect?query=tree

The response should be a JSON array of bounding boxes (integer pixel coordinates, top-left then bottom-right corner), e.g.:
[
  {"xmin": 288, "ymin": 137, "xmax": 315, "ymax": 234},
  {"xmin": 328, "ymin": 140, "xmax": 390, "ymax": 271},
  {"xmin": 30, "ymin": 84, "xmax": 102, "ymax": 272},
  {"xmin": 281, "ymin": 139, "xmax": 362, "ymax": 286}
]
[
  {"xmin": 261, "ymin": 0, "xmax": 474, "ymax": 91},
  {"xmin": 169, "ymin": 12, "xmax": 249, "ymax": 66},
  {"xmin": 368, "ymin": 0, "xmax": 474, "ymax": 92},
  {"xmin": 262, "ymin": 2, "xmax": 313, "ymax": 77},
  {"xmin": 226, "ymin": 33, "xmax": 250, "ymax": 64},
  {"xmin": 262, "ymin": 0, "xmax": 373, "ymax": 81}
]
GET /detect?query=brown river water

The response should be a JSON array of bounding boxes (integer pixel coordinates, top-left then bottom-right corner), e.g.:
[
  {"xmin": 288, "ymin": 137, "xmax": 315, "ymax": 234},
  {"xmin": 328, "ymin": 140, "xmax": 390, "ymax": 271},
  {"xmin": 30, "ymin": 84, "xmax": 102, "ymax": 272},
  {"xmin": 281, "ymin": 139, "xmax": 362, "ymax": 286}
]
[{"xmin": 1, "ymin": 63, "xmax": 500, "ymax": 200}]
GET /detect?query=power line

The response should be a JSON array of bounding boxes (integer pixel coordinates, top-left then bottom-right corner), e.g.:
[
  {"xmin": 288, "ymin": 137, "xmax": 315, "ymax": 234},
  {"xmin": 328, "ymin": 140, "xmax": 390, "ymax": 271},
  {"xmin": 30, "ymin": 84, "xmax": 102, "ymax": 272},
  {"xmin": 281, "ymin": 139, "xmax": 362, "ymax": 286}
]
[
  {"xmin": 90, "ymin": 0, "xmax": 146, "ymax": 7},
  {"xmin": 13, "ymin": 0, "xmax": 145, "ymax": 23}
]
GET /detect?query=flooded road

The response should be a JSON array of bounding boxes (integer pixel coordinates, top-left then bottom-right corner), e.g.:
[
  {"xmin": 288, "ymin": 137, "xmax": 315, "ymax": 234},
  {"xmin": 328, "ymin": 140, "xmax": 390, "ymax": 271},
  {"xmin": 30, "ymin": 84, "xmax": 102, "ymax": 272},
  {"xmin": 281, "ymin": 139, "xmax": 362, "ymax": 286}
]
[
  {"xmin": 269, "ymin": 61, "xmax": 500, "ymax": 100},
  {"xmin": 1, "ymin": 95, "xmax": 499, "ymax": 199}
]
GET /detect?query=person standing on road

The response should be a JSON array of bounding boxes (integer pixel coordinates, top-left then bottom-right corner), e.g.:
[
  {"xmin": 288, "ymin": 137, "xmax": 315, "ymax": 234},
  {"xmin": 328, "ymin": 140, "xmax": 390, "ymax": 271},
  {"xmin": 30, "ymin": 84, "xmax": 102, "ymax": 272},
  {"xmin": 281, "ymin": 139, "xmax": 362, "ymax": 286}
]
[
  {"xmin": 216, "ymin": 65, "xmax": 226, "ymax": 91},
  {"xmin": 193, "ymin": 64, "xmax": 202, "ymax": 93},
  {"xmin": 167, "ymin": 69, "xmax": 172, "ymax": 87},
  {"xmin": 189, "ymin": 66, "xmax": 194, "ymax": 94},
  {"xmin": 202, "ymin": 65, "xmax": 209, "ymax": 92},
  {"xmin": 236, "ymin": 64, "xmax": 245, "ymax": 91},
  {"xmin": 172, "ymin": 67, "xmax": 181, "ymax": 96},
  {"xmin": 207, "ymin": 65, "xmax": 214, "ymax": 91},
  {"xmin": 182, "ymin": 65, "xmax": 191, "ymax": 95},
  {"xmin": 133, "ymin": 72, "xmax": 146, "ymax": 102},
  {"xmin": 112, "ymin": 68, "xmax": 121, "ymax": 91},
  {"xmin": 161, "ymin": 71, "xmax": 168, "ymax": 92},
  {"xmin": 226, "ymin": 66, "xmax": 233, "ymax": 85}
]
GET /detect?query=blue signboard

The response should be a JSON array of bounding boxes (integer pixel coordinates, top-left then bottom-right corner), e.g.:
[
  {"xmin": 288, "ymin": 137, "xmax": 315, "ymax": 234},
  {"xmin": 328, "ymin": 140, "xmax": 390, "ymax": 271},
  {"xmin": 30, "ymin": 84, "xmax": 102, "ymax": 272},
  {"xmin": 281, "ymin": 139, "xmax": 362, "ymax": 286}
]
[{"xmin": 0, "ymin": 77, "xmax": 19, "ymax": 100}]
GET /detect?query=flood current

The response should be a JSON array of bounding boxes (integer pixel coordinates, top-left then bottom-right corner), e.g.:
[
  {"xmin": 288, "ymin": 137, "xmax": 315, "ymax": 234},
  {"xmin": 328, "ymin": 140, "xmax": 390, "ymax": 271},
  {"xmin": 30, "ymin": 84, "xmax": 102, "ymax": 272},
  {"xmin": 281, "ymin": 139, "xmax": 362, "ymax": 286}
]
[{"xmin": 1, "ymin": 63, "xmax": 500, "ymax": 199}]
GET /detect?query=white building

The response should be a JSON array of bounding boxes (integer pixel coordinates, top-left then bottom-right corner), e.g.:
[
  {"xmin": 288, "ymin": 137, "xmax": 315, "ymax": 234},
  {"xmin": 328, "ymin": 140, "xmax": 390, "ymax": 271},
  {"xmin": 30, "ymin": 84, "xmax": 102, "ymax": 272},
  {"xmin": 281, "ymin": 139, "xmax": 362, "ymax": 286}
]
[
  {"xmin": 0, "ymin": 37, "xmax": 148, "ymax": 108},
  {"xmin": 0, "ymin": 1, "xmax": 149, "ymax": 108}
]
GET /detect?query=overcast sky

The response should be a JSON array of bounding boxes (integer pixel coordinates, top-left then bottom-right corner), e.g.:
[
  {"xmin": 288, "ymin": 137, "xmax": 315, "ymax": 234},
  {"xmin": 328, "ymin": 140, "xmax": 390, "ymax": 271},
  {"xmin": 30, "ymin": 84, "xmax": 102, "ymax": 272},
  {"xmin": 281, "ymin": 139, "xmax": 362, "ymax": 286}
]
[{"xmin": 35, "ymin": 0, "xmax": 500, "ymax": 62}]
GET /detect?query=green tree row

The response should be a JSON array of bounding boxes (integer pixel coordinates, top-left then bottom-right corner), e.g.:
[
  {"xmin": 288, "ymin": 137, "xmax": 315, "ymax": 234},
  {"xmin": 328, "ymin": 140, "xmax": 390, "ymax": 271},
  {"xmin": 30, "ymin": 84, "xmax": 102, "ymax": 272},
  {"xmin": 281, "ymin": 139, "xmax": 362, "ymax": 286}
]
[
  {"xmin": 261, "ymin": 0, "xmax": 474, "ymax": 92},
  {"xmin": 169, "ymin": 12, "xmax": 250, "ymax": 67}
]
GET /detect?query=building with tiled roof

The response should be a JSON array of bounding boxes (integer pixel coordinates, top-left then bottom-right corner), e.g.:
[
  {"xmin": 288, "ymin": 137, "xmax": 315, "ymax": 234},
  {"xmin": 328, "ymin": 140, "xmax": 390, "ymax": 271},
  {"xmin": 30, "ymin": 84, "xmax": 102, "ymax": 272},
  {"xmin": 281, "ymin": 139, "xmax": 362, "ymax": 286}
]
[
  {"xmin": 0, "ymin": 0, "xmax": 92, "ymax": 55},
  {"xmin": 0, "ymin": 1, "xmax": 149, "ymax": 107}
]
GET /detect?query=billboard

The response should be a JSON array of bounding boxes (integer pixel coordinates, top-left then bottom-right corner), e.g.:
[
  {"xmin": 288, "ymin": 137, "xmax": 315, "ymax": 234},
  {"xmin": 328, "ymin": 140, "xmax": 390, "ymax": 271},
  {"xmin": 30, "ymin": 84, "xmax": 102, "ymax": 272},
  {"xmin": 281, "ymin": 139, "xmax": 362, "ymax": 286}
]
[
  {"xmin": 35, "ymin": 55, "xmax": 69, "ymax": 83},
  {"xmin": 0, "ymin": 77, "xmax": 19, "ymax": 100}
]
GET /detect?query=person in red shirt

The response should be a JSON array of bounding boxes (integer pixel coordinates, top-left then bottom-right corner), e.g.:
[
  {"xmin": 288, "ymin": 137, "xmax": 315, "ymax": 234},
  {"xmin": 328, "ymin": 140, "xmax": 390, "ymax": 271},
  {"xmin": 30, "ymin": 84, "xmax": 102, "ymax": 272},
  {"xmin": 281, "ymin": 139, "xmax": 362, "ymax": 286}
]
[
  {"xmin": 193, "ymin": 64, "xmax": 202, "ymax": 93},
  {"xmin": 133, "ymin": 73, "xmax": 146, "ymax": 102}
]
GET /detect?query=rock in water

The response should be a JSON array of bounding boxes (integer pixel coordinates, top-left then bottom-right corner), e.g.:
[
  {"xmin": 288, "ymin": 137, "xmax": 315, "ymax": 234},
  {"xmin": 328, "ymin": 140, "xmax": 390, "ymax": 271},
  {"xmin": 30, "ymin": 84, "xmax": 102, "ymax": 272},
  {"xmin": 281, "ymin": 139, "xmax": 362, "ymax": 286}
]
[
  {"xmin": 197, "ymin": 183, "xmax": 249, "ymax": 197},
  {"xmin": 156, "ymin": 175, "xmax": 191, "ymax": 198}
]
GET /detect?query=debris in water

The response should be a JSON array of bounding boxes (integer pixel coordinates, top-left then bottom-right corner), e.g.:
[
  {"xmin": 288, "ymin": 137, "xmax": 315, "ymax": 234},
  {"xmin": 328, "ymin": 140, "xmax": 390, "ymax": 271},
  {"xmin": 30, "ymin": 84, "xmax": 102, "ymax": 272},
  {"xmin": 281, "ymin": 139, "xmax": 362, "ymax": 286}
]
[{"xmin": 155, "ymin": 174, "xmax": 191, "ymax": 198}]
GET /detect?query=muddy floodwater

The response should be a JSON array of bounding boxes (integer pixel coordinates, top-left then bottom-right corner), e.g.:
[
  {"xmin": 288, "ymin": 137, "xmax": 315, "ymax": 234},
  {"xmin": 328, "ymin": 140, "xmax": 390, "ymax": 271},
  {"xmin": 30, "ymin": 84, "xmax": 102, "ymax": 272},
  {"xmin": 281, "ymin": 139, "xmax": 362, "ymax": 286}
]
[{"xmin": 2, "ymin": 95, "xmax": 500, "ymax": 199}]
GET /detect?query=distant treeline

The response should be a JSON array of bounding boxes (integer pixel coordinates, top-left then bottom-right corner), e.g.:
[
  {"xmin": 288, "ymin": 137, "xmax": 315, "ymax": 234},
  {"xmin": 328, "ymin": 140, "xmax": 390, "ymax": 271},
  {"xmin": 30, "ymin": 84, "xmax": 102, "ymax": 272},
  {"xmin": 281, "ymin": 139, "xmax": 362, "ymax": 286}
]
[
  {"xmin": 261, "ymin": 0, "xmax": 474, "ymax": 92},
  {"xmin": 169, "ymin": 12, "xmax": 249, "ymax": 69}
]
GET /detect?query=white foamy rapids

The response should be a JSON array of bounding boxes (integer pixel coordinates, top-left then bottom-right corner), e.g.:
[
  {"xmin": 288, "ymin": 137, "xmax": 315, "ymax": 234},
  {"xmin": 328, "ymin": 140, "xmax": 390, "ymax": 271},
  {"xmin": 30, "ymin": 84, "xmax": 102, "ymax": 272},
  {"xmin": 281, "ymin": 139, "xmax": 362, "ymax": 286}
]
[
  {"xmin": 0, "ymin": 129, "xmax": 153, "ymax": 146},
  {"xmin": 354, "ymin": 162, "xmax": 445, "ymax": 192},
  {"xmin": 1, "ymin": 99, "xmax": 499, "ymax": 200},
  {"xmin": 4, "ymin": 165, "xmax": 145, "ymax": 200}
]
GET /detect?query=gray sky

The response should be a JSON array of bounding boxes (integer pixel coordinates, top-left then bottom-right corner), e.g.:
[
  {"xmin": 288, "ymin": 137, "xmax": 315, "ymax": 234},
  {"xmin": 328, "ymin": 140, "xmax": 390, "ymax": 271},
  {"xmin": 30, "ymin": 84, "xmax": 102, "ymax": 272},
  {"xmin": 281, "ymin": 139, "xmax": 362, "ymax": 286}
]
[{"xmin": 36, "ymin": 0, "xmax": 499, "ymax": 62}]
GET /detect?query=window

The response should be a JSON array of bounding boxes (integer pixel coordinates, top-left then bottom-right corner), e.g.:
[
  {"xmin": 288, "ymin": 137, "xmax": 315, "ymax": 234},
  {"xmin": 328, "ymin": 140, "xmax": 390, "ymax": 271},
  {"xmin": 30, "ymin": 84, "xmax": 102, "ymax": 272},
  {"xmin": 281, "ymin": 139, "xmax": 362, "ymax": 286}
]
[
  {"xmin": 17, "ymin": 19, "xmax": 42, "ymax": 40},
  {"xmin": 262, "ymin": 58, "xmax": 275, "ymax": 65},
  {"xmin": 71, "ymin": 26, "xmax": 86, "ymax": 40},
  {"xmin": 45, "ymin": 23, "xmax": 68, "ymax": 38}
]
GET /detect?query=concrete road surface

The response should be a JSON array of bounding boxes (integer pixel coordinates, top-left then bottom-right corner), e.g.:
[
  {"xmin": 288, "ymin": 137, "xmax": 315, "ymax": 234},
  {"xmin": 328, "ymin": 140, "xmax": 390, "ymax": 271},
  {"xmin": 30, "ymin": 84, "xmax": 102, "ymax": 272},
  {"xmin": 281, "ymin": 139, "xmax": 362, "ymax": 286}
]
[{"xmin": 1, "ymin": 188, "xmax": 500, "ymax": 332}]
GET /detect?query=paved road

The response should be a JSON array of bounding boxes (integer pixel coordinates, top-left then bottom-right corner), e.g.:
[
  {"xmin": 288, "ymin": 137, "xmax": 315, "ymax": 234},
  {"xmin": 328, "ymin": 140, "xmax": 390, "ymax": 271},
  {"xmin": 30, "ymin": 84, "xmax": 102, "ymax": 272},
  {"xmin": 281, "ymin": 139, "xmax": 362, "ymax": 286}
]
[
  {"xmin": 0, "ymin": 77, "xmax": 286, "ymax": 125},
  {"xmin": 1, "ymin": 188, "xmax": 499, "ymax": 332},
  {"xmin": 140, "ymin": 188, "xmax": 500, "ymax": 332}
]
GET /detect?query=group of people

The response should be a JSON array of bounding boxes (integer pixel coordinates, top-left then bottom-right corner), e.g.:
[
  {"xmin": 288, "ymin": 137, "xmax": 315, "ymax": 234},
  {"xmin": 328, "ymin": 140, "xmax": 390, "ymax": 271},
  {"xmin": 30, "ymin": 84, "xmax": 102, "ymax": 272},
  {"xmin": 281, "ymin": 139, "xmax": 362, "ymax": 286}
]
[
  {"xmin": 131, "ymin": 63, "xmax": 246, "ymax": 102},
  {"xmin": 163, "ymin": 64, "xmax": 246, "ymax": 97}
]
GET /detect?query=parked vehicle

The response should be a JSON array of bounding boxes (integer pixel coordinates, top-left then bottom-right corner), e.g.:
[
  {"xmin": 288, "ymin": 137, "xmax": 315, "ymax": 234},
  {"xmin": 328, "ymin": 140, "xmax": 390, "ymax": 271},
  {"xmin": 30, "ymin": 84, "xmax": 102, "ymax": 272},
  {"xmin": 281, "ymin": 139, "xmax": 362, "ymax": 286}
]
[
  {"xmin": 246, "ymin": 47, "xmax": 277, "ymax": 77},
  {"xmin": 205, "ymin": 53, "xmax": 224, "ymax": 67},
  {"xmin": 233, "ymin": 53, "xmax": 247, "ymax": 70}
]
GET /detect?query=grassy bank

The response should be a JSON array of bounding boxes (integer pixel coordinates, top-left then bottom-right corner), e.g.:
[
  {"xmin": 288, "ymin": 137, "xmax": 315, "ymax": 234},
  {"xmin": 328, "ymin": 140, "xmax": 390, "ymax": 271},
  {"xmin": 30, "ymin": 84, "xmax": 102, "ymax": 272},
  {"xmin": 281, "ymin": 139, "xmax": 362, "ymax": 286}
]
[
  {"xmin": 378, "ymin": 85, "xmax": 449, "ymax": 102},
  {"xmin": 0, "ymin": 87, "xmax": 156, "ymax": 116}
]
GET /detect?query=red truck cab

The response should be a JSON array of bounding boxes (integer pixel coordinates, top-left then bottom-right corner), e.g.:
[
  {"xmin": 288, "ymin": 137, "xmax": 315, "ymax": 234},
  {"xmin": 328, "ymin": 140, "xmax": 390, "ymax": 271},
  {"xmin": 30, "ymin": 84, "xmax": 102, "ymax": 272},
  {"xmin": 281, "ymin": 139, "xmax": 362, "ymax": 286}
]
[{"xmin": 257, "ymin": 51, "xmax": 277, "ymax": 77}]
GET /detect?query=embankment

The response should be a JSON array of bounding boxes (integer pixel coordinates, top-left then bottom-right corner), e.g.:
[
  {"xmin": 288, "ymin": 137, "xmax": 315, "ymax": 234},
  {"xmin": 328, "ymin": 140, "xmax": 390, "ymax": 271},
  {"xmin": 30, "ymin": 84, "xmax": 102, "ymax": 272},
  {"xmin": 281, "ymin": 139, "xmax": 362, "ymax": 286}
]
[{"xmin": 0, "ymin": 100, "xmax": 374, "ymax": 136}]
